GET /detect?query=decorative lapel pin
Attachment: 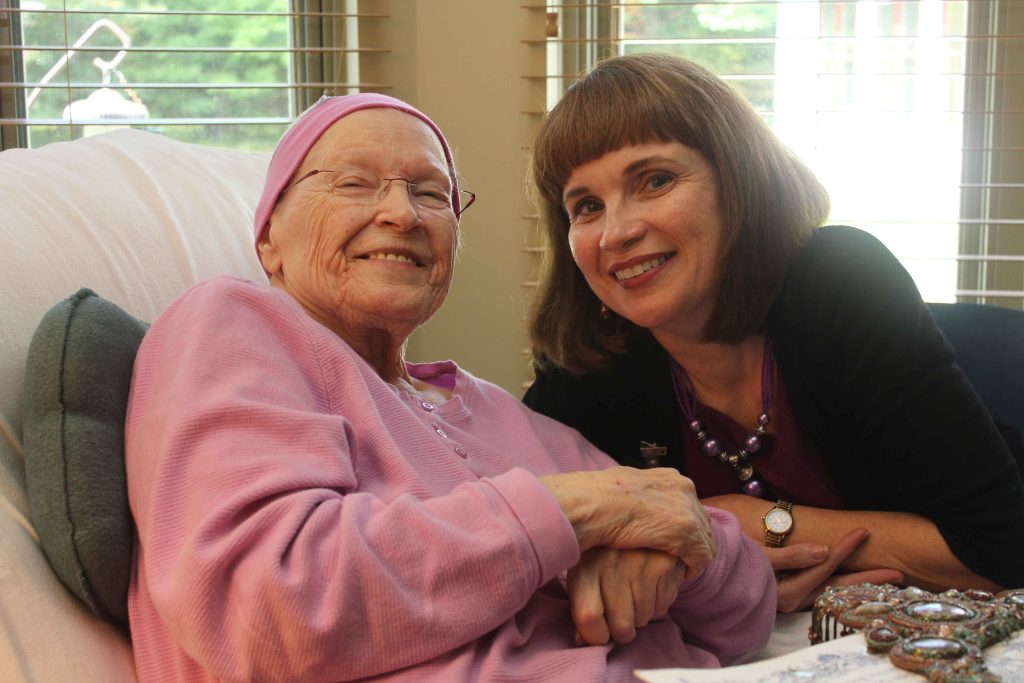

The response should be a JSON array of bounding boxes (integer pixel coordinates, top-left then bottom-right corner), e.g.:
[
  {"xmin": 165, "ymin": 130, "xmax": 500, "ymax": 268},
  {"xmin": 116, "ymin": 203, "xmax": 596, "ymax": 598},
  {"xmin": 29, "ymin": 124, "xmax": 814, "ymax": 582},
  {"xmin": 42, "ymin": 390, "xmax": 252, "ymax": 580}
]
[{"xmin": 639, "ymin": 441, "xmax": 667, "ymax": 468}]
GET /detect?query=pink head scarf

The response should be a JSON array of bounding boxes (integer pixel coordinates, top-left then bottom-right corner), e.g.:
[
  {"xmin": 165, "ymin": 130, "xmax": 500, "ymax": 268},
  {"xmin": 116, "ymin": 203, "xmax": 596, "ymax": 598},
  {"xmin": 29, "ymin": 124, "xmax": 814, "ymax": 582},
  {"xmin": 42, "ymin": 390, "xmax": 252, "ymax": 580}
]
[{"xmin": 253, "ymin": 93, "xmax": 460, "ymax": 259}]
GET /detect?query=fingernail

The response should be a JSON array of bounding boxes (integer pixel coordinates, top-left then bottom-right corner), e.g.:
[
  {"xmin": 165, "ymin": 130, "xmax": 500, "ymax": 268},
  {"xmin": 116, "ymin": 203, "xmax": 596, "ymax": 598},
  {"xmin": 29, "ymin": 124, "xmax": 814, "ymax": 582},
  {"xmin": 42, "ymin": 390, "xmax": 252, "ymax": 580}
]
[
  {"xmin": 574, "ymin": 631, "xmax": 583, "ymax": 647},
  {"xmin": 811, "ymin": 545, "xmax": 828, "ymax": 560}
]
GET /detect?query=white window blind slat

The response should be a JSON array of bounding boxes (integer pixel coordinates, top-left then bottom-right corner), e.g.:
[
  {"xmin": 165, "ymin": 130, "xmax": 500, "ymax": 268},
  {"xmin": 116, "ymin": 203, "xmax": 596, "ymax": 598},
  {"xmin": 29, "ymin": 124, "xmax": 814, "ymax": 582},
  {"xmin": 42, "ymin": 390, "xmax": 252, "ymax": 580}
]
[
  {"xmin": 0, "ymin": 82, "xmax": 375, "ymax": 89},
  {"xmin": 5, "ymin": 46, "xmax": 386, "ymax": 53},
  {"xmin": 0, "ymin": 116, "xmax": 293, "ymax": 126},
  {"xmin": 0, "ymin": 7, "xmax": 386, "ymax": 17}
]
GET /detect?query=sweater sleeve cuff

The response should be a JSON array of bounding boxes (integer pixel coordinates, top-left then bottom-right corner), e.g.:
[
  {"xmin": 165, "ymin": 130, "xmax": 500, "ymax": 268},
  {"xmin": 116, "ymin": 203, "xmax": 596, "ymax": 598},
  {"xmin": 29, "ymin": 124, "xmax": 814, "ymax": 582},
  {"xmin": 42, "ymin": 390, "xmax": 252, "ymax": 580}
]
[
  {"xmin": 676, "ymin": 507, "xmax": 765, "ymax": 602},
  {"xmin": 482, "ymin": 468, "xmax": 580, "ymax": 583}
]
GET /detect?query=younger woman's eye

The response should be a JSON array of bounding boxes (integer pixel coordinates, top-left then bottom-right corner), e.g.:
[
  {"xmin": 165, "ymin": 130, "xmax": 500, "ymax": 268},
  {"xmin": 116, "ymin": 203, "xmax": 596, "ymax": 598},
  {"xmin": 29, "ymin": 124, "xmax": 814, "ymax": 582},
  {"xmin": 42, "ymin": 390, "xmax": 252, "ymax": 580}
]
[
  {"xmin": 645, "ymin": 172, "xmax": 675, "ymax": 191},
  {"xmin": 569, "ymin": 198, "xmax": 603, "ymax": 221}
]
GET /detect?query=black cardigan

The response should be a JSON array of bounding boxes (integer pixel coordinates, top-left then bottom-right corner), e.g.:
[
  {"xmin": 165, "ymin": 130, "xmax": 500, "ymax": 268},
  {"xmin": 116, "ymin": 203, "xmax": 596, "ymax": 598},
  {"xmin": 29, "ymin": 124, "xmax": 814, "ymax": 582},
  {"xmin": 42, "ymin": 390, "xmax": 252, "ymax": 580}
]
[{"xmin": 524, "ymin": 226, "xmax": 1024, "ymax": 587}]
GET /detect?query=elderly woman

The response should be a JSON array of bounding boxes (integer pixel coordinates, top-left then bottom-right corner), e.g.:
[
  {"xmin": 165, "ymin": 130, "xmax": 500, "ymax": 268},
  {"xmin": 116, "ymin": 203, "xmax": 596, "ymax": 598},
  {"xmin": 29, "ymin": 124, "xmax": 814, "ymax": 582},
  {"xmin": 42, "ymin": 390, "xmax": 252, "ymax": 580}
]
[
  {"xmin": 124, "ymin": 93, "xmax": 774, "ymax": 682},
  {"xmin": 523, "ymin": 53, "xmax": 1024, "ymax": 613}
]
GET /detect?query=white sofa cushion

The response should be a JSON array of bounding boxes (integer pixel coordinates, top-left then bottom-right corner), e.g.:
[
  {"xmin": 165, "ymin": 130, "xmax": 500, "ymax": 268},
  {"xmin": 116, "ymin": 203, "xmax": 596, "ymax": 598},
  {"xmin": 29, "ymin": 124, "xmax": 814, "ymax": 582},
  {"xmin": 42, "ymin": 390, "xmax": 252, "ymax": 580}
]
[{"xmin": 0, "ymin": 129, "xmax": 270, "ymax": 682}]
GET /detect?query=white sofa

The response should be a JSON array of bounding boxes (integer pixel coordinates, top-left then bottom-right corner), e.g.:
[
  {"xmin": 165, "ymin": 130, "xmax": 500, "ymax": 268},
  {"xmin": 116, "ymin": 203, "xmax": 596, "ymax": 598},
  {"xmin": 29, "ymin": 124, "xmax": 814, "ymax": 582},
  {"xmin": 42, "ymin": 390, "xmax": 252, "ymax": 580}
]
[{"xmin": 0, "ymin": 129, "xmax": 271, "ymax": 681}]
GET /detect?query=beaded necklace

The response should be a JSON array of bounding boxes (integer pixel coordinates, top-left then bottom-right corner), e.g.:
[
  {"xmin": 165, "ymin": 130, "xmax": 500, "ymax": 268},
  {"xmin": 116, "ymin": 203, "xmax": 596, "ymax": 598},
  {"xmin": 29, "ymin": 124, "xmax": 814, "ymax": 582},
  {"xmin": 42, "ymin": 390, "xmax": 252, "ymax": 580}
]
[{"xmin": 669, "ymin": 338, "xmax": 775, "ymax": 498}]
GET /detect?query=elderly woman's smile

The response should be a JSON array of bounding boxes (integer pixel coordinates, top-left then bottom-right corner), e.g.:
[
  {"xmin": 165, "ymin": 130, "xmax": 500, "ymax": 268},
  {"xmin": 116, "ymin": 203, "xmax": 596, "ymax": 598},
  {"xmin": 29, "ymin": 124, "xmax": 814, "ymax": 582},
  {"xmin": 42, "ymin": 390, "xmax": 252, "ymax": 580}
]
[
  {"xmin": 361, "ymin": 251, "xmax": 421, "ymax": 265},
  {"xmin": 258, "ymin": 108, "xmax": 458, "ymax": 360},
  {"xmin": 351, "ymin": 239, "xmax": 434, "ymax": 268}
]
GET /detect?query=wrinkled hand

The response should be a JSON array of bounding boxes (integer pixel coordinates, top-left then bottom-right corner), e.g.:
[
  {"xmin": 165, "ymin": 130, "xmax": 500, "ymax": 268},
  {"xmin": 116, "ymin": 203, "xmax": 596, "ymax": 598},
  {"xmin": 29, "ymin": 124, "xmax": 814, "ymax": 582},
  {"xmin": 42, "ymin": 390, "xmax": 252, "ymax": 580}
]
[
  {"xmin": 541, "ymin": 467, "xmax": 715, "ymax": 577},
  {"xmin": 568, "ymin": 547, "xmax": 687, "ymax": 646},
  {"xmin": 770, "ymin": 528, "xmax": 904, "ymax": 612}
]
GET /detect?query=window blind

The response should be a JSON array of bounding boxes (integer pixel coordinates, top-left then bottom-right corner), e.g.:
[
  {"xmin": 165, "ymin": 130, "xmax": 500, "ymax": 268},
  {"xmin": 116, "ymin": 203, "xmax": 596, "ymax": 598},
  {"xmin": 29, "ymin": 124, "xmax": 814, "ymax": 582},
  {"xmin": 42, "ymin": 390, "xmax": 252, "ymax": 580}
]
[
  {"xmin": 523, "ymin": 0, "xmax": 1024, "ymax": 308},
  {"xmin": 0, "ymin": 1, "xmax": 390, "ymax": 151}
]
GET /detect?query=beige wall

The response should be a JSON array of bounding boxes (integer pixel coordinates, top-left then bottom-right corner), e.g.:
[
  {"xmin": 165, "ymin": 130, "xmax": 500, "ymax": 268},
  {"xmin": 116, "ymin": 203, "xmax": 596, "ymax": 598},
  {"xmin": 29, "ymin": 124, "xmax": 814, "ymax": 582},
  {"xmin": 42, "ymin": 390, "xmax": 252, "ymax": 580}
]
[{"xmin": 363, "ymin": 1, "xmax": 546, "ymax": 396}]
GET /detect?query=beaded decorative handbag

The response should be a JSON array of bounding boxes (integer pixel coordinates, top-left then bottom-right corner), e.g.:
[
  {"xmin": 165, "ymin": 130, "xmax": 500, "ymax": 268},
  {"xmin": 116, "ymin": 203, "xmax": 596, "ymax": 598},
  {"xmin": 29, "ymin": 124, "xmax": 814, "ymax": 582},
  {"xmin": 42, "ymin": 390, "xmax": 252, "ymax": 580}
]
[{"xmin": 811, "ymin": 583, "xmax": 1024, "ymax": 682}]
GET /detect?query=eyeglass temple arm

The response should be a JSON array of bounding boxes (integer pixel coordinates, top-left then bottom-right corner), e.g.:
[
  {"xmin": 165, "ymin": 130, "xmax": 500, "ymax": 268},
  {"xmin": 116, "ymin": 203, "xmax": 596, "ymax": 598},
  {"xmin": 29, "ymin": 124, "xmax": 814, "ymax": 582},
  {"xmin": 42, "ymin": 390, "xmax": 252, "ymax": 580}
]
[{"xmin": 458, "ymin": 190, "xmax": 477, "ymax": 216}]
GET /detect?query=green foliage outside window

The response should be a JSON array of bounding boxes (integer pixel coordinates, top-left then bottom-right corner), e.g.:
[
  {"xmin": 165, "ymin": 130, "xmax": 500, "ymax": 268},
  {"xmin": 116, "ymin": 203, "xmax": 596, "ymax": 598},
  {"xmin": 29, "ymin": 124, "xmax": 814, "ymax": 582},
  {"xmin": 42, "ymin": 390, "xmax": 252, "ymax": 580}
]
[{"xmin": 23, "ymin": 0, "xmax": 292, "ymax": 150}]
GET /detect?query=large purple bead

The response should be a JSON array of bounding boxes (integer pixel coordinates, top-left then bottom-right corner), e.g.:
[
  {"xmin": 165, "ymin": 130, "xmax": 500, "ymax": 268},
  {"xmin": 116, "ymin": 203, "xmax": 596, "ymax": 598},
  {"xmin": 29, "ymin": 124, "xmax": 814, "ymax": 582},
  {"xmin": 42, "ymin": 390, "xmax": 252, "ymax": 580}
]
[
  {"xmin": 744, "ymin": 435, "xmax": 761, "ymax": 453},
  {"xmin": 742, "ymin": 479, "xmax": 764, "ymax": 497},
  {"xmin": 702, "ymin": 438, "xmax": 722, "ymax": 457},
  {"xmin": 688, "ymin": 419, "xmax": 703, "ymax": 433},
  {"xmin": 757, "ymin": 413, "xmax": 771, "ymax": 426}
]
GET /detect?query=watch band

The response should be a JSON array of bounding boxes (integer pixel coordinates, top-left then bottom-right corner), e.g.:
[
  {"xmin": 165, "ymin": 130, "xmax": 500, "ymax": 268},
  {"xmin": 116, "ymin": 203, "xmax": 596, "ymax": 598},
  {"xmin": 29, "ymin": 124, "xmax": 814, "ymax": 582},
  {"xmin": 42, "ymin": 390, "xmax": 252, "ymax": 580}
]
[{"xmin": 763, "ymin": 499, "xmax": 794, "ymax": 548}]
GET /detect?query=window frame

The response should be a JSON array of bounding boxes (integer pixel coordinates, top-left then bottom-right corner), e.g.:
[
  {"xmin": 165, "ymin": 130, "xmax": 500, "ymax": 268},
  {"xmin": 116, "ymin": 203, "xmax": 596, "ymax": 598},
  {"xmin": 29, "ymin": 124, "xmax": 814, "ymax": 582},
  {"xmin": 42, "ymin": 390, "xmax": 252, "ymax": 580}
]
[{"xmin": 0, "ymin": 0, "xmax": 386, "ymax": 151}]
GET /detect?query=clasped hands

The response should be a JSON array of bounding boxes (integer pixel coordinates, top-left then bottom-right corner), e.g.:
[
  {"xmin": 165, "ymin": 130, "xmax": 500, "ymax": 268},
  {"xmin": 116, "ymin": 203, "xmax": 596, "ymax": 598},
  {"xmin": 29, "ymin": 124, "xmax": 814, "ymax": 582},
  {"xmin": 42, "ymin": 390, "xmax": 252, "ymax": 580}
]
[
  {"xmin": 541, "ymin": 466, "xmax": 714, "ymax": 645},
  {"xmin": 541, "ymin": 468, "xmax": 908, "ymax": 646}
]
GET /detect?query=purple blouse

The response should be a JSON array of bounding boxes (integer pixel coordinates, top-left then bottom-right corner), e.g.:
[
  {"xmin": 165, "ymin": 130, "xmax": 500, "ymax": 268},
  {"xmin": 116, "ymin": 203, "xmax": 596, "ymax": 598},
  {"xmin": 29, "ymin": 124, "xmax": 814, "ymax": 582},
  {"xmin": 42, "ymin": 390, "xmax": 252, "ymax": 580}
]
[{"xmin": 682, "ymin": 372, "xmax": 845, "ymax": 508}]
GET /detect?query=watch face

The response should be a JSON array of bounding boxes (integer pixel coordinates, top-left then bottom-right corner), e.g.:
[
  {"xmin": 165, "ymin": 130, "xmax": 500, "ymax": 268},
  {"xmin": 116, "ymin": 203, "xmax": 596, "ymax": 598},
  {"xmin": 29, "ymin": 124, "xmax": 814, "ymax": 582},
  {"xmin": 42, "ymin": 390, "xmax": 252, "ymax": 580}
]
[{"xmin": 765, "ymin": 508, "xmax": 793, "ymax": 534}]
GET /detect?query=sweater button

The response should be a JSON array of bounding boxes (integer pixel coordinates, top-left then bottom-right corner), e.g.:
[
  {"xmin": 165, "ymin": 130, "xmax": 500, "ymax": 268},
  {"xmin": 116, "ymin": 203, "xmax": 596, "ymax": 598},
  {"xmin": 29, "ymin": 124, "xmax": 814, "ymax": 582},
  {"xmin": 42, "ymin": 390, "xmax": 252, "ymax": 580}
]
[
  {"xmin": 434, "ymin": 426, "xmax": 448, "ymax": 439},
  {"xmin": 454, "ymin": 446, "xmax": 467, "ymax": 458},
  {"xmin": 420, "ymin": 401, "xmax": 435, "ymax": 411}
]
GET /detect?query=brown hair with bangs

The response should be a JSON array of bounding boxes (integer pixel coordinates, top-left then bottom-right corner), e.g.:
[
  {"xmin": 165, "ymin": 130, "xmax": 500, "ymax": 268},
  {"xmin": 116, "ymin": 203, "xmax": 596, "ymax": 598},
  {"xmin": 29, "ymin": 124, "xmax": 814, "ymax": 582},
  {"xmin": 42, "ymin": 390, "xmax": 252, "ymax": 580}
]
[{"xmin": 527, "ymin": 53, "xmax": 831, "ymax": 374}]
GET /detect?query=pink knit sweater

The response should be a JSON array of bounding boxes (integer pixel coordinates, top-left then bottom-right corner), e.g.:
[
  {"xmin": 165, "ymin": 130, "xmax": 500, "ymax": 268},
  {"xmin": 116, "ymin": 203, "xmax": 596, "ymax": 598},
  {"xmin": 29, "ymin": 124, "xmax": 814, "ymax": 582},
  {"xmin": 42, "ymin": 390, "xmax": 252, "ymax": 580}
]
[{"xmin": 125, "ymin": 276, "xmax": 775, "ymax": 682}]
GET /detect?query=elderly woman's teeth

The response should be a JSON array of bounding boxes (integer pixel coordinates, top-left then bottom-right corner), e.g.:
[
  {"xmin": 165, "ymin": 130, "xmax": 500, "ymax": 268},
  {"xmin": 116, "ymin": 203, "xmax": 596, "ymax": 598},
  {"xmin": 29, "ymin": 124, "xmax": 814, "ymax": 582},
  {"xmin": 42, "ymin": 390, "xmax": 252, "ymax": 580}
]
[
  {"xmin": 368, "ymin": 253, "xmax": 415, "ymax": 264},
  {"xmin": 615, "ymin": 255, "xmax": 670, "ymax": 281}
]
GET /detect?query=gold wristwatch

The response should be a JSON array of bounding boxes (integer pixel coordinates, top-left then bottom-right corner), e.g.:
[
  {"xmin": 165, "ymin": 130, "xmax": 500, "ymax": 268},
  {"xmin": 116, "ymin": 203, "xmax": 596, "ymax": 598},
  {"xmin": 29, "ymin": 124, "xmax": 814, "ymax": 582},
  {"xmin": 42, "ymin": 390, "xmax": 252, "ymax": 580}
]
[{"xmin": 763, "ymin": 499, "xmax": 794, "ymax": 547}]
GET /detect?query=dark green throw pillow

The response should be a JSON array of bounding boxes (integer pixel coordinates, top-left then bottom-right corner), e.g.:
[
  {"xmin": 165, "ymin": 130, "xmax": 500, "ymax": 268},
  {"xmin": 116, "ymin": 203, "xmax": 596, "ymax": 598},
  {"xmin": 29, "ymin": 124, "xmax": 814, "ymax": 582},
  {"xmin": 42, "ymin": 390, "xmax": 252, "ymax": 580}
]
[{"xmin": 22, "ymin": 288, "xmax": 149, "ymax": 626}]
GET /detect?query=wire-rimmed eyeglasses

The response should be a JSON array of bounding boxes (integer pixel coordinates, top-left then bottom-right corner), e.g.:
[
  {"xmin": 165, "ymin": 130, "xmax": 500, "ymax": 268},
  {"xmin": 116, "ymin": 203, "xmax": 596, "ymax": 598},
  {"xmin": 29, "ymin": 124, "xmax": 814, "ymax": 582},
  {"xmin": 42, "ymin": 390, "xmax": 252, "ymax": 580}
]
[{"xmin": 280, "ymin": 169, "xmax": 477, "ymax": 218}]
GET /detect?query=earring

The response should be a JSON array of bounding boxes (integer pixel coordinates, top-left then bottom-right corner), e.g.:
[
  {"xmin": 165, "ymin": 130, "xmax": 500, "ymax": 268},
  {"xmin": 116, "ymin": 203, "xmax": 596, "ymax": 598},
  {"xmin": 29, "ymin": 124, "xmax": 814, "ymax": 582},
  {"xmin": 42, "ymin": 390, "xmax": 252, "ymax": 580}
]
[{"xmin": 599, "ymin": 303, "xmax": 611, "ymax": 319}]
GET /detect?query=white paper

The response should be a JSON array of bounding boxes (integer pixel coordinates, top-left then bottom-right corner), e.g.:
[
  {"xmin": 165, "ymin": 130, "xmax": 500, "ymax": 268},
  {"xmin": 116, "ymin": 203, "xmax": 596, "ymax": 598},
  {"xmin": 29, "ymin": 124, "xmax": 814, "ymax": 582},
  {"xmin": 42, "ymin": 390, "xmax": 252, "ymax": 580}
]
[{"xmin": 635, "ymin": 629, "xmax": 1024, "ymax": 683}]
